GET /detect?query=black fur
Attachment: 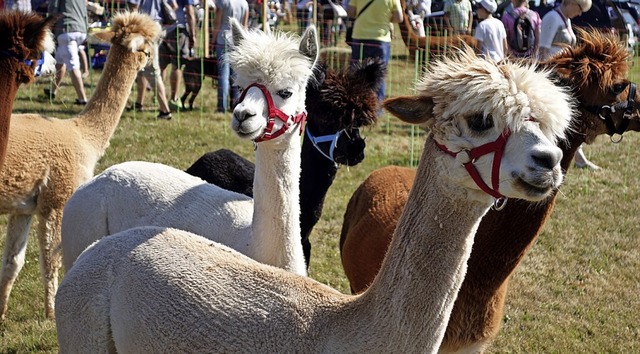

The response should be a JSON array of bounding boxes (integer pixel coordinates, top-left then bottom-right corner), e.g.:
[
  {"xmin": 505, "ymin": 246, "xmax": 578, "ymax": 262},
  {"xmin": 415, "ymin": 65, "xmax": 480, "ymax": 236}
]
[{"xmin": 180, "ymin": 56, "xmax": 219, "ymax": 110}]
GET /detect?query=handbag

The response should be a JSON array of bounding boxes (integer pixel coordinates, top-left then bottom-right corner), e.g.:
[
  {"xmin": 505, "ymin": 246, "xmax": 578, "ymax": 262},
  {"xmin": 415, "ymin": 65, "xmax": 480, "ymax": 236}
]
[
  {"xmin": 345, "ymin": 0, "xmax": 375, "ymax": 44},
  {"xmin": 160, "ymin": 0, "xmax": 177, "ymax": 26},
  {"xmin": 328, "ymin": 0, "xmax": 348, "ymax": 18}
]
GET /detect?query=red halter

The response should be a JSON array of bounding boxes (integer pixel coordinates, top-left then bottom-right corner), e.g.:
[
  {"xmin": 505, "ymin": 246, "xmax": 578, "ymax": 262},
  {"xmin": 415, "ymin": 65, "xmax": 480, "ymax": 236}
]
[
  {"xmin": 436, "ymin": 128, "xmax": 512, "ymax": 210},
  {"xmin": 236, "ymin": 83, "xmax": 307, "ymax": 143}
]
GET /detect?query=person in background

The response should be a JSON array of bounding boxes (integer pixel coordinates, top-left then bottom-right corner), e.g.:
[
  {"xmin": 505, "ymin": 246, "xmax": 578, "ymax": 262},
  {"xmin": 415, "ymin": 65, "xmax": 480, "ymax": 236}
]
[
  {"xmin": 539, "ymin": 0, "xmax": 599, "ymax": 169},
  {"xmin": 128, "ymin": 0, "xmax": 174, "ymax": 119},
  {"xmin": 347, "ymin": 0, "xmax": 403, "ymax": 104},
  {"xmin": 160, "ymin": 0, "xmax": 197, "ymax": 109},
  {"xmin": 474, "ymin": 0, "xmax": 507, "ymax": 61},
  {"xmin": 319, "ymin": 0, "xmax": 337, "ymax": 46},
  {"xmin": 212, "ymin": 0, "xmax": 248, "ymax": 113},
  {"xmin": 501, "ymin": 0, "xmax": 541, "ymax": 58},
  {"xmin": 296, "ymin": 0, "xmax": 312, "ymax": 35},
  {"xmin": 4, "ymin": 0, "xmax": 31, "ymax": 12},
  {"xmin": 407, "ymin": 0, "xmax": 430, "ymax": 37},
  {"xmin": 443, "ymin": 0, "xmax": 472, "ymax": 35},
  {"xmin": 46, "ymin": 0, "xmax": 89, "ymax": 106}
]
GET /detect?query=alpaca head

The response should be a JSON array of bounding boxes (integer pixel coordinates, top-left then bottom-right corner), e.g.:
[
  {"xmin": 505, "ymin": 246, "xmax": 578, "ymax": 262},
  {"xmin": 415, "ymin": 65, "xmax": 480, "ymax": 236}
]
[
  {"xmin": 545, "ymin": 28, "xmax": 640, "ymax": 142},
  {"xmin": 91, "ymin": 12, "xmax": 162, "ymax": 72},
  {"xmin": 384, "ymin": 48, "xmax": 574, "ymax": 205},
  {"xmin": 226, "ymin": 18, "xmax": 319, "ymax": 144},
  {"xmin": 304, "ymin": 59, "xmax": 386, "ymax": 166},
  {"xmin": 0, "ymin": 11, "xmax": 56, "ymax": 84}
]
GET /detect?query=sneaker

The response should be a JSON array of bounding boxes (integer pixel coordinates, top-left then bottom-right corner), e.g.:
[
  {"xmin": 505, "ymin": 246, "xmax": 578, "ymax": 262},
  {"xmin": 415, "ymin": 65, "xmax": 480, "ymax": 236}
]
[
  {"xmin": 157, "ymin": 111, "xmax": 172, "ymax": 120},
  {"xmin": 75, "ymin": 99, "xmax": 88, "ymax": 106},
  {"xmin": 126, "ymin": 102, "xmax": 143, "ymax": 112},
  {"xmin": 169, "ymin": 99, "xmax": 183, "ymax": 110}
]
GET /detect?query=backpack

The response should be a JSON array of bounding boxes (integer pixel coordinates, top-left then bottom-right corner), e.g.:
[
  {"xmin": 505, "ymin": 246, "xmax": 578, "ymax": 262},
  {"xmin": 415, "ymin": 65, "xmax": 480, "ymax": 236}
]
[{"xmin": 507, "ymin": 8, "xmax": 536, "ymax": 55}]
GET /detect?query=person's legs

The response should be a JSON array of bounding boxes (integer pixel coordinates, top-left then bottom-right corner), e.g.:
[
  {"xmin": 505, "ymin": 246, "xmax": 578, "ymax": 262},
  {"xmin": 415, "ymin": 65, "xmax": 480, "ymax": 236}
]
[
  {"xmin": 145, "ymin": 40, "xmax": 171, "ymax": 118},
  {"xmin": 216, "ymin": 43, "xmax": 230, "ymax": 112},
  {"xmin": 136, "ymin": 73, "xmax": 147, "ymax": 109},
  {"xmin": 53, "ymin": 32, "xmax": 88, "ymax": 103},
  {"xmin": 168, "ymin": 32, "xmax": 190, "ymax": 105},
  {"xmin": 78, "ymin": 44, "xmax": 89, "ymax": 78}
]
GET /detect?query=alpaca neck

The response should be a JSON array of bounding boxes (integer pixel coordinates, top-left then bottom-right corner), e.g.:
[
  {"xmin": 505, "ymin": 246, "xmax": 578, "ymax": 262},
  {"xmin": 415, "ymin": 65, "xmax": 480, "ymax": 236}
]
[
  {"xmin": 72, "ymin": 46, "xmax": 141, "ymax": 153},
  {"xmin": 0, "ymin": 60, "xmax": 19, "ymax": 168},
  {"xmin": 344, "ymin": 136, "xmax": 491, "ymax": 352},
  {"xmin": 251, "ymin": 135, "xmax": 306, "ymax": 275},
  {"xmin": 299, "ymin": 135, "xmax": 337, "ymax": 245}
]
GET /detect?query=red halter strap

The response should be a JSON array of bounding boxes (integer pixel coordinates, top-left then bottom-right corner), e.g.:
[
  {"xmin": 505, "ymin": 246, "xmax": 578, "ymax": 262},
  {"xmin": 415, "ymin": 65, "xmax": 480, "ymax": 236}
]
[
  {"xmin": 436, "ymin": 128, "xmax": 512, "ymax": 208},
  {"xmin": 236, "ymin": 83, "xmax": 307, "ymax": 143}
]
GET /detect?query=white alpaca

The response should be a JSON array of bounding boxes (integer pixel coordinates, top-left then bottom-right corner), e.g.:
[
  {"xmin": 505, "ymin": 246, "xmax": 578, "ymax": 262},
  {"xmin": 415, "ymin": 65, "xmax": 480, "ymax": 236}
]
[
  {"xmin": 55, "ymin": 49, "xmax": 573, "ymax": 353},
  {"xmin": 60, "ymin": 19, "xmax": 318, "ymax": 276}
]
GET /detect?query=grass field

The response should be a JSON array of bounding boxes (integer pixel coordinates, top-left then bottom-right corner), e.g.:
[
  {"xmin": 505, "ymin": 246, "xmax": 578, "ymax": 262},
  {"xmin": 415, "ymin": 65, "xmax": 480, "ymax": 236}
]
[{"xmin": 0, "ymin": 26, "xmax": 639, "ymax": 353}]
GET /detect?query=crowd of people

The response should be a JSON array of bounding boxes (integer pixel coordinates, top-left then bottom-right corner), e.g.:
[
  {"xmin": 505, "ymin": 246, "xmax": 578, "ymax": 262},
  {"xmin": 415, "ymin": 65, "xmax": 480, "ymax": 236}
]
[{"xmin": 5, "ymin": 0, "xmax": 602, "ymax": 168}]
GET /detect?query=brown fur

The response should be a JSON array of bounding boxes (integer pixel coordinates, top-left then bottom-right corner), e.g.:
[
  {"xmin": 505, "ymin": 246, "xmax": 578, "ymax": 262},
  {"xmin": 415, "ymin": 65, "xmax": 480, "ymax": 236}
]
[
  {"xmin": 0, "ymin": 11, "xmax": 55, "ymax": 170},
  {"xmin": 340, "ymin": 29, "xmax": 640, "ymax": 353},
  {"xmin": 0, "ymin": 12, "xmax": 160, "ymax": 321}
]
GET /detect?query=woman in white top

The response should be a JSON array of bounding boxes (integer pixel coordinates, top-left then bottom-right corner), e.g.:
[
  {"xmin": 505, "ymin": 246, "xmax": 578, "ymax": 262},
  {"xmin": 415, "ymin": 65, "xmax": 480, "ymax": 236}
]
[
  {"xmin": 474, "ymin": 0, "xmax": 507, "ymax": 61},
  {"xmin": 539, "ymin": 0, "xmax": 600, "ymax": 169},
  {"xmin": 538, "ymin": 0, "xmax": 592, "ymax": 59}
]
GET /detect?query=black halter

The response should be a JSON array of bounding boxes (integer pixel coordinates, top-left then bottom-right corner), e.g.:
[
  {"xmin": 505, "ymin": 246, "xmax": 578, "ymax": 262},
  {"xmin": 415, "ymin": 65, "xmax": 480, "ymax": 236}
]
[{"xmin": 584, "ymin": 82, "xmax": 637, "ymax": 143}]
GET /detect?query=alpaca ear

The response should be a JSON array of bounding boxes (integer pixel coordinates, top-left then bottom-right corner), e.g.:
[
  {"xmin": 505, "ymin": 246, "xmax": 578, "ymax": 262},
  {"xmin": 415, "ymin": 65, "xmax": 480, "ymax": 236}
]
[
  {"xmin": 229, "ymin": 18, "xmax": 245, "ymax": 48},
  {"xmin": 383, "ymin": 95, "xmax": 434, "ymax": 125},
  {"xmin": 300, "ymin": 25, "xmax": 319, "ymax": 67},
  {"xmin": 361, "ymin": 58, "xmax": 386, "ymax": 92},
  {"xmin": 24, "ymin": 14, "xmax": 58, "ymax": 54}
]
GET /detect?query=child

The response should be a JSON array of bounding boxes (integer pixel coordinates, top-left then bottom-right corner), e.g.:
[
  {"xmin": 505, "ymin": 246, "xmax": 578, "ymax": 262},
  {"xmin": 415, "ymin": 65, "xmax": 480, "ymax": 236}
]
[{"xmin": 474, "ymin": 0, "xmax": 507, "ymax": 62}]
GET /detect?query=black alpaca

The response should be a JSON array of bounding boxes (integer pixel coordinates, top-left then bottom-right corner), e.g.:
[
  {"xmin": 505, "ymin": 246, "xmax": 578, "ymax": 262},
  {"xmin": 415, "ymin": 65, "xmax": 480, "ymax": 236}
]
[
  {"xmin": 186, "ymin": 59, "xmax": 385, "ymax": 267},
  {"xmin": 180, "ymin": 56, "xmax": 218, "ymax": 110}
]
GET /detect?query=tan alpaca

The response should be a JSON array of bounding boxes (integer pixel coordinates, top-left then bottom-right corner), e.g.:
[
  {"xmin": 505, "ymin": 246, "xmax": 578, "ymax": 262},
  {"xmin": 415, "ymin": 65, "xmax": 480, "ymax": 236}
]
[
  {"xmin": 0, "ymin": 11, "xmax": 56, "ymax": 169},
  {"xmin": 56, "ymin": 49, "xmax": 572, "ymax": 352},
  {"xmin": 0, "ymin": 12, "xmax": 161, "ymax": 321}
]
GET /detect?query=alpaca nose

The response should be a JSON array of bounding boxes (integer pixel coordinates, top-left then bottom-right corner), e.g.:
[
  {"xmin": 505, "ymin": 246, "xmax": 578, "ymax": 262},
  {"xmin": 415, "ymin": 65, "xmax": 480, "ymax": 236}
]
[
  {"xmin": 531, "ymin": 145, "xmax": 562, "ymax": 170},
  {"xmin": 234, "ymin": 108, "xmax": 257, "ymax": 123}
]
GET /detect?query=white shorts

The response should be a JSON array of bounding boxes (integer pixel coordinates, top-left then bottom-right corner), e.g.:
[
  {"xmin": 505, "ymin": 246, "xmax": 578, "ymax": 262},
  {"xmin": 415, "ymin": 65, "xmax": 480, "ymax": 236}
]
[{"xmin": 55, "ymin": 32, "xmax": 87, "ymax": 71}]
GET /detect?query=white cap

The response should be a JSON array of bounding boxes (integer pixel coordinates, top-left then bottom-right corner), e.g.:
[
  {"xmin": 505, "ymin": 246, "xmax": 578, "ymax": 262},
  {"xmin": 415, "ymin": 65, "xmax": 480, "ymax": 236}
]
[{"xmin": 479, "ymin": 0, "xmax": 497, "ymax": 13}]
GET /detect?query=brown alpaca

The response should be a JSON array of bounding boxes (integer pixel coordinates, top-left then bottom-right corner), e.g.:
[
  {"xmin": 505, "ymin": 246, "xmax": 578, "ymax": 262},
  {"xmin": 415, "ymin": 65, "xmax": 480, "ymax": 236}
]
[
  {"xmin": 0, "ymin": 12, "xmax": 160, "ymax": 321},
  {"xmin": 340, "ymin": 29, "xmax": 640, "ymax": 353},
  {"xmin": 397, "ymin": 0, "xmax": 477, "ymax": 60},
  {"xmin": 0, "ymin": 11, "xmax": 55, "ymax": 169}
]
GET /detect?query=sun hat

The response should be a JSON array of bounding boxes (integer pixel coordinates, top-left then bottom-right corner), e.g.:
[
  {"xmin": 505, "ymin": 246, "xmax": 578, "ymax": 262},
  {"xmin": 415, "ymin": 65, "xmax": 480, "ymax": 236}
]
[{"xmin": 479, "ymin": 0, "xmax": 498, "ymax": 13}]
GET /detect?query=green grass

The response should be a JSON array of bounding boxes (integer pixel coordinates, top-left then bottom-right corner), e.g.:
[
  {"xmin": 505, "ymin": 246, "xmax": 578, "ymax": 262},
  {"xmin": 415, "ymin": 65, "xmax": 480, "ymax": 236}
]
[{"xmin": 1, "ymin": 34, "xmax": 639, "ymax": 353}]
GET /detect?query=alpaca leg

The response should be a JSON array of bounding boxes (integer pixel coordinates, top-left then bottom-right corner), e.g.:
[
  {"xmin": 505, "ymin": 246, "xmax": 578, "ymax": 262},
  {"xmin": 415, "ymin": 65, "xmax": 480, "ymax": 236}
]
[
  {"xmin": 181, "ymin": 90, "xmax": 190, "ymax": 110},
  {"xmin": 36, "ymin": 209, "xmax": 63, "ymax": 319},
  {"xmin": 189, "ymin": 83, "xmax": 202, "ymax": 110},
  {"xmin": 0, "ymin": 214, "xmax": 33, "ymax": 321}
]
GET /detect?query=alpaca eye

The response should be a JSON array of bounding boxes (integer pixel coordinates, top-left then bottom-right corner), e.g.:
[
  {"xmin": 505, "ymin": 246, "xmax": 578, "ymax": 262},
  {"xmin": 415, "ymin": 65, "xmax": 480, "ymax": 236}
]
[
  {"xmin": 467, "ymin": 114, "xmax": 494, "ymax": 132},
  {"xmin": 277, "ymin": 90, "xmax": 292, "ymax": 99},
  {"xmin": 611, "ymin": 82, "xmax": 628, "ymax": 95}
]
